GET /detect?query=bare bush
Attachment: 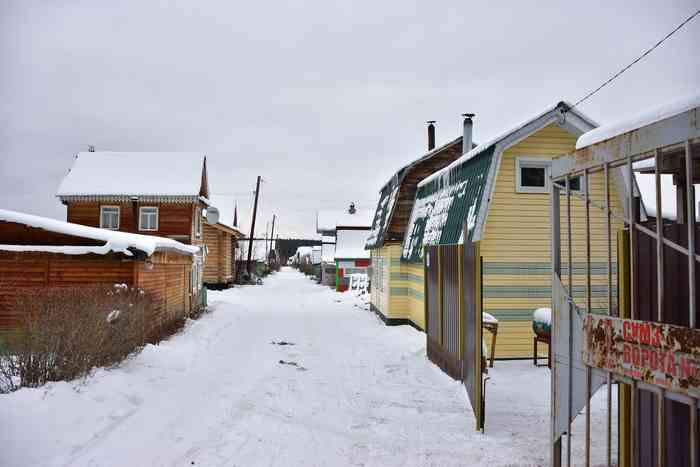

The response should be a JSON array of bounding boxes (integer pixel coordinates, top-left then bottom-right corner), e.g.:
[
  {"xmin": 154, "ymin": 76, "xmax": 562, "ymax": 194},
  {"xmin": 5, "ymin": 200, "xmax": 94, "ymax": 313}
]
[{"xmin": 0, "ymin": 285, "xmax": 152, "ymax": 392}]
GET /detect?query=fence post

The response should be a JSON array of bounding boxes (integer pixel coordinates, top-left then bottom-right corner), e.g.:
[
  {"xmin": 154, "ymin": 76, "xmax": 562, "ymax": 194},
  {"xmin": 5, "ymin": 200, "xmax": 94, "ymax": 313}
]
[{"xmin": 617, "ymin": 229, "xmax": 632, "ymax": 467}]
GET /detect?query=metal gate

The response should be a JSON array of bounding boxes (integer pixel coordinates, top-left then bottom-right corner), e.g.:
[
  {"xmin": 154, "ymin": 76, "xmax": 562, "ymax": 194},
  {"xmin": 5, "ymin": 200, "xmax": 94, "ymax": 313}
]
[
  {"xmin": 462, "ymin": 240, "xmax": 484, "ymax": 431},
  {"xmin": 550, "ymin": 103, "xmax": 700, "ymax": 467},
  {"xmin": 424, "ymin": 241, "xmax": 484, "ymax": 431}
]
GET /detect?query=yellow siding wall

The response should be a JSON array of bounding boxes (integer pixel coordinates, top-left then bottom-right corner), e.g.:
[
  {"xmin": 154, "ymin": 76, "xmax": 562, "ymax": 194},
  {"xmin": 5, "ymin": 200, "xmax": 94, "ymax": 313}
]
[
  {"xmin": 370, "ymin": 243, "xmax": 425, "ymax": 330},
  {"xmin": 480, "ymin": 124, "xmax": 625, "ymax": 358}
]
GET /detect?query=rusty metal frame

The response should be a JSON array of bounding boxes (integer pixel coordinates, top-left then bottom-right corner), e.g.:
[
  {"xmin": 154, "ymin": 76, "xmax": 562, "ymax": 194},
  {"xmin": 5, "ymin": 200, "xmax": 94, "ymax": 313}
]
[{"xmin": 550, "ymin": 104, "xmax": 700, "ymax": 467}]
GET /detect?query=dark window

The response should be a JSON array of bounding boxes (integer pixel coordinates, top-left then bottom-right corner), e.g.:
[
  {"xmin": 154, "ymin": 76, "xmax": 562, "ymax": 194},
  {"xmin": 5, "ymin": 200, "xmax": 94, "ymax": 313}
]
[
  {"xmin": 521, "ymin": 166, "xmax": 546, "ymax": 187},
  {"xmin": 569, "ymin": 176, "xmax": 581, "ymax": 191}
]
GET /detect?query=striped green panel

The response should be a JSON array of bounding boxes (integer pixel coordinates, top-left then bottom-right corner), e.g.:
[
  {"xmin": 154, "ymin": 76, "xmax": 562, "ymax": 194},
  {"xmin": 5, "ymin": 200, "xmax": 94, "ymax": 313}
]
[
  {"xmin": 389, "ymin": 272, "xmax": 424, "ymax": 284},
  {"xmin": 483, "ymin": 262, "xmax": 618, "ymax": 275},
  {"xmin": 389, "ymin": 287, "xmax": 424, "ymax": 300},
  {"xmin": 483, "ymin": 285, "xmax": 617, "ymax": 298}
]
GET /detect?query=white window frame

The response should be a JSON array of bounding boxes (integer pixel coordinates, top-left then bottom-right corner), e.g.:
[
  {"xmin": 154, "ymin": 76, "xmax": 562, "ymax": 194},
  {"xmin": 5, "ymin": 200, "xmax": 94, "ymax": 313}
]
[
  {"xmin": 138, "ymin": 206, "xmax": 159, "ymax": 231},
  {"xmin": 515, "ymin": 157, "xmax": 552, "ymax": 194},
  {"xmin": 194, "ymin": 208, "xmax": 202, "ymax": 238},
  {"xmin": 99, "ymin": 205, "xmax": 120, "ymax": 230}
]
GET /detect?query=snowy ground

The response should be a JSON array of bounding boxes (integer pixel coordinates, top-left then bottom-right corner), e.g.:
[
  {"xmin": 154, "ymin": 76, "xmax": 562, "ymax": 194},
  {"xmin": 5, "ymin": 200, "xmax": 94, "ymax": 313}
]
[{"xmin": 1, "ymin": 267, "xmax": 616, "ymax": 466}]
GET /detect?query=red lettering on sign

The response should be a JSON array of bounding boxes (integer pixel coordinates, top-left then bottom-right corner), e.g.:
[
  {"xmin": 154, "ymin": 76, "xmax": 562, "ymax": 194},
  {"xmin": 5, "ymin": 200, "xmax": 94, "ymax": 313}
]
[
  {"xmin": 650, "ymin": 349, "xmax": 658, "ymax": 371},
  {"xmin": 624, "ymin": 344, "xmax": 631, "ymax": 364},
  {"xmin": 632, "ymin": 347, "xmax": 640, "ymax": 366},
  {"xmin": 623, "ymin": 321, "xmax": 633, "ymax": 342},
  {"xmin": 639, "ymin": 323, "xmax": 651, "ymax": 345},
  {"xmin": 641, "ymin": 348, "xmax": 650, "ymax": 367}
]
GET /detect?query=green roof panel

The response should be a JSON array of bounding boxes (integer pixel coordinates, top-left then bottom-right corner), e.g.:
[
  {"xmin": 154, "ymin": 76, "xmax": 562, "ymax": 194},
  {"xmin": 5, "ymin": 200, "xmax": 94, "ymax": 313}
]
[{"xmin": 401, "ymin": 145, "xmax": 495, "ymax": 262}]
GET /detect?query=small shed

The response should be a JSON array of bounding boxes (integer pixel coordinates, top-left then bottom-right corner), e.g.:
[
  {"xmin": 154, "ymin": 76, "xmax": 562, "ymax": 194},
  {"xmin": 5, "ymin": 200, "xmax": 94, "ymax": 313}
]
[{"xmin": 0, "ymin": 209, "xmax": 200, "ymax": 337}]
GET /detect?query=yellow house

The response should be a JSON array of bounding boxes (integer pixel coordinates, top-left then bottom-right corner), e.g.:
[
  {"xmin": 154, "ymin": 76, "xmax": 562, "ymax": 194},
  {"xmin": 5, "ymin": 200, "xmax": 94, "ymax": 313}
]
[
  {"xmin": 366, "ymin": 123, "xmax": 469, "ymax": 329},
  {"xmin": 402, "ymin": 102, "xmax": 626, "ymax": 358}
]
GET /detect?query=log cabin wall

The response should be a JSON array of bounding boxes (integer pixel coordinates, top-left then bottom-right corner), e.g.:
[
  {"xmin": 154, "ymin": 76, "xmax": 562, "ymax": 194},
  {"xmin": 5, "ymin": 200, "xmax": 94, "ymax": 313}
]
[
  {"xmin": 66, "ymin": 202, "xmax": 196, "ymax": 242},
  {"xmin": 0, "ymin": 251, "xmax": 135, "ymax": 329},
  {"xmin": 202, "ymin": 223, "xmax": 233, "ymax": 286},
  {"xmin": 134, "ymin": 251, "xmax": 192, "ymax": 337}
]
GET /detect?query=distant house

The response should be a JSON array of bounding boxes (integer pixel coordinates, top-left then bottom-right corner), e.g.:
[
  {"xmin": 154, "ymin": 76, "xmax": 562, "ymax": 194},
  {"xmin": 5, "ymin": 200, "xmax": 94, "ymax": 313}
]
[
  {"xmin": 365, "ymin": 121, "xmax": 471, "ymax": 328},
  {"xmin": 202, "ymin": 196, "xmax": 244, "ymax": 289},
  {"xmin": 0, "ymin": 209, "xmax": 199, "ymax": 335},
  {"xmin": 317, "ymin": 203, "xmax": 373, "ymax": 291},
  {"xmin": 320, "ymin": 235, "xmax": 336, "ymax": 286},
  {"xmin": 56, "ymin": 152, "xmax": 215, "ymax": 303}
]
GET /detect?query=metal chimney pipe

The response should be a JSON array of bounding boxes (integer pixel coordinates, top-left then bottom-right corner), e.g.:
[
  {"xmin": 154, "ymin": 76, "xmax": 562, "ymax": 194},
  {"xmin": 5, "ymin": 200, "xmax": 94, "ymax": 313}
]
[
  {"xmin": 427, "ymin": 121, "xmax": 436, "ymax": 151},
  {"xmin": 462, "ymin": 113, "xmax": 475, "ymax": 156}
]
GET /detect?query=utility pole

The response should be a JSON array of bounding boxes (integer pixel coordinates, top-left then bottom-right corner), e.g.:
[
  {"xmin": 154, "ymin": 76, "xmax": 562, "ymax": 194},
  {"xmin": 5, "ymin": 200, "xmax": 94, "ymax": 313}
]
[
  {"xmin": 246, "ymin": 176, "xmax": 261, "ymax": 276},
  {"xmin": 269, "ymin": 214, "xmax": 276, "ymax": 265}
]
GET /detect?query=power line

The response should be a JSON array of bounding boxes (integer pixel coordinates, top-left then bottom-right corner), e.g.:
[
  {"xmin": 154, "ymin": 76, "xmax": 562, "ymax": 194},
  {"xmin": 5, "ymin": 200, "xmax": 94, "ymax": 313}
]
[{"xmin": 571, "ymin": 8, "xmax": 700, "ymax": 109}]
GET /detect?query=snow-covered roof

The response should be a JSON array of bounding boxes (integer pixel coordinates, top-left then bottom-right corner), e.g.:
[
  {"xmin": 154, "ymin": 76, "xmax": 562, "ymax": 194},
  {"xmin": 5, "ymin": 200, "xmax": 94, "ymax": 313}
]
[
  {"xmin": 335, "ymin": 228, "xmax": 370, "ymax": 260},
  {"xmin": 0, "ymin": 209, "xmax": 199, "ymax": 257},
  {"xmin": 317, "ymin": 209, "xmax": 373, "ymax": 233},
  {"xmin": 57, "ymin": 152, "xmax": 208, "ymax": 198},
  {"xmin": 576, "ymin": 93, "xmax": 700, "ymax": 150}
]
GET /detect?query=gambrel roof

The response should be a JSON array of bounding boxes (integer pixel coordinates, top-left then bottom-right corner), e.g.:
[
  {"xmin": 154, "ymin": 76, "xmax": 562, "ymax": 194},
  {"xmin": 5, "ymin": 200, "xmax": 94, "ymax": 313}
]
[
  {"xmin": 57, "ymin": 152, "xmax": 209, "ymax": 201},
  {"xmin": 401, "ymin": 101, "xmax": 597, "ymax": 262},
  {"xmin": 365, "ymin": 136, "xmax": 468, "ymax": 250}
]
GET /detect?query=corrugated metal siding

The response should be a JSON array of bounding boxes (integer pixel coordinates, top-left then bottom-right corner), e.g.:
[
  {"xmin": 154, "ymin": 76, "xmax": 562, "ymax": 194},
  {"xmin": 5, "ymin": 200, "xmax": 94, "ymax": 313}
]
[
  {"xmin": 441, "ymin": 244, "xmax": 460, "ymax": 355},
  {"xmin": 401, "ymin": 145, "xmax": 495, "ymax": 263}
]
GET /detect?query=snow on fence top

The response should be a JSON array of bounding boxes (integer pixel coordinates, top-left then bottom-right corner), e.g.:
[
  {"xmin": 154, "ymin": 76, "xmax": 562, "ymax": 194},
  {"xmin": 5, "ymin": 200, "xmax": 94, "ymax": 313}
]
[
  {"xmin": 57, "ymin": 152, "xmax": 207, "ymax": 197},
  {"xmin": 0, "ymin": 208, "xmax": 199, "ymax": 257},
  {"xmin": 335, "ymin": 228, "xmax": 370, "ymax": 260},
  {"xmin": 576, "ymin": 93, "xmax": 700, "ymax": 150}
]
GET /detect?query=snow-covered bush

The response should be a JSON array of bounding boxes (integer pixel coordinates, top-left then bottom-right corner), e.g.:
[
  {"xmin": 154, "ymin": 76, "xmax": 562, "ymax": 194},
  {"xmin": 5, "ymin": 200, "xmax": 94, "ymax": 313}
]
[{"xmin": 0, "ymin": 285, "xmax": 153, "ymax": 392}]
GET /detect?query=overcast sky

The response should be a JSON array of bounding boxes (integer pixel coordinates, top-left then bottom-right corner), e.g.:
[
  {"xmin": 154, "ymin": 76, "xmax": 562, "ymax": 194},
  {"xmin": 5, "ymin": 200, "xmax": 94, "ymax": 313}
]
[{"xmin": 2, "ymin": 1, "xmax": 698, "ymax": 238}]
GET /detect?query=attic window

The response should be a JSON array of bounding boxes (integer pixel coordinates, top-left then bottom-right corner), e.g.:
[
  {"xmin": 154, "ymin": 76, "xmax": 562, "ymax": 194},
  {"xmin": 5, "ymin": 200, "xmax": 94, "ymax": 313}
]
[
  {"xmin": 100, "ymin": 206, "xmax": 120, "ymax": 230},
  {"xmin": 139, "ymin": 207, "xmax": 159, "ymax": 231},
  {"xmin": 516, "ymin": 157, "xmax": 551, "ymax": 194},
  {"xmin": 194, "ymin": 208, "xmax": 202, "ymax": 238}
]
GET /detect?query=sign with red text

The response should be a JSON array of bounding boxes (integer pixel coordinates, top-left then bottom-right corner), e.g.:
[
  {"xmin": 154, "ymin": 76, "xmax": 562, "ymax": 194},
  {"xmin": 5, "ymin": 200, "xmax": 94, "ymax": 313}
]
[{"xmin": 583, "ymin": 314, "xmax": 700, "ymax": 397}]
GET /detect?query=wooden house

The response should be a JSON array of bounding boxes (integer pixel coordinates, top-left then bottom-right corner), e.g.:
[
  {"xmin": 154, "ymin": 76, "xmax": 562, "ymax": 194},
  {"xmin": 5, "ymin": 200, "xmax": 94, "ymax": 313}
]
[
  {"xmin": 202, "ymin": 196, "xmax": 244, "ymax": 289},
  {"xmin": 0, "ymin": 209, "xmax": 200, "ymax": 336},
  {"xmin": 365, "ymin": 121, "xmax": 471, "ymax": 328},
  {"xmin": 401, "ymin": 102, "xmax": 626, "ymax": 360},
  {"xmin": 56, "ymin": 151, "xmax": 211, "ymax": 300}
]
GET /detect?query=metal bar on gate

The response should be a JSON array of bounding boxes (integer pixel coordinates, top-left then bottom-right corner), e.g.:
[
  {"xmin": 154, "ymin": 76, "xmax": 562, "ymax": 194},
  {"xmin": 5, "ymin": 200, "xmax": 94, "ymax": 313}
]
[
  {"xmin": 686, "ymin": 140, "xmax": 696, "ymax": 329},
  {"xmin": 655, "ymin": 147, "xmax": 666, "ymax": 467},
  {"xmin": 687, "ymin": 139, "xmax": 698, "ymax": 467},
  {"xmin": 692, "ymin": 403, "xmax": 698, "ymax": 467},
  {"xmin": 604, "ymin": 162, "xmax": 613, "ymax": 467},
  {"xmin": 627, "ymin": 151, "xmax": 637, "ymax": 467},
  {"xmin": 566, "ymin": 175, "xmax": 573, "ymax": 467},
  {"xmin": 584, "ymin": 169, "xmax": 592, "ymax": 467},
  {"xmin": 551, "ymin": 178, "xmax": 562, "ymax": 467},
  {"xmin": 655, "ymin": 148, "xmax": 665, "ymax": 323}
]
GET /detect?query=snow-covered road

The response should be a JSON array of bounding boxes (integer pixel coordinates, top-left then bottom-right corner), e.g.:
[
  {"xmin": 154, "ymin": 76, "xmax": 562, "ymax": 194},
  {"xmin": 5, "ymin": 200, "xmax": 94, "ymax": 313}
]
[{"xmin": 1, "ymin": 268, "xmax": 614, "ymax": 466}]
